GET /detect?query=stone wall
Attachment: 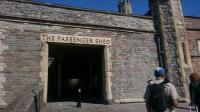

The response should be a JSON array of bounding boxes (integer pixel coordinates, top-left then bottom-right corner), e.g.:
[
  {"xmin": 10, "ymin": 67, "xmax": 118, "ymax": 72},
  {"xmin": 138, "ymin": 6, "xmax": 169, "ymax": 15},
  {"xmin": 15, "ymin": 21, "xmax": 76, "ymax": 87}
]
[
  {"xmin": 150, "ymin": 0, "xmax": 183, "ymax": 97},
  {"xmin": 185, "ymin": 17, "xmax": 200, "ymax": 30},
  {"xmin": 0, "ymin": 0, "xmax": 154, "ymax": 32},
  {"xmin": 0, "ymin": 0, "xmax": 157, "ymax": 107},
  {"xmin": 185, "ymin": 17, "xmax": 200, "ymax": 74},
  {"xmin": 149, "ymin": 0, "xmax": 194, "ymax": 99},
  {"xmin": 0, "ymin": 21, "xmax": 42, "ymax": 107},
  {"xmin": 2, "ymin": 85, "xmax": 44, "ymax": 112}
]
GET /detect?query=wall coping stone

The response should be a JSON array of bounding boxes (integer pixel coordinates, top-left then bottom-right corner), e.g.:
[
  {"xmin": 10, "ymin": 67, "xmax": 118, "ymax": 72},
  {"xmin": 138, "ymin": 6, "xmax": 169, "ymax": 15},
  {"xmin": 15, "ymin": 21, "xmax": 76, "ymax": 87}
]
[{"xmin": 6, "ymin": 0, "xmax": 153, "ymax": 20}]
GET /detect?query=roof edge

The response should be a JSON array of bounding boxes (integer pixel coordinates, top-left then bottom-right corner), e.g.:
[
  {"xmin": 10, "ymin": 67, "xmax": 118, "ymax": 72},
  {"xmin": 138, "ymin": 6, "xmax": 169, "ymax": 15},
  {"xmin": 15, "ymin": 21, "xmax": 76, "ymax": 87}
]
[
  {"xmin": 6, "ymin": 0, "xmax": 153, "ymax": 20},
  {"xmin": 184, "ymin": 16, "xmax": 200, "ymax": 19}
]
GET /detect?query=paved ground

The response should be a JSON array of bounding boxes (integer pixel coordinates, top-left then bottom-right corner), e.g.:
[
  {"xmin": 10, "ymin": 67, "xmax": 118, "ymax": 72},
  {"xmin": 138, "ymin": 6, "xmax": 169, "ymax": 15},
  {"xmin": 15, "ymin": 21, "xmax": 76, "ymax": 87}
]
[{"xmin": 47, "ymin": 102, "xmax": 193, "ymax": 112}]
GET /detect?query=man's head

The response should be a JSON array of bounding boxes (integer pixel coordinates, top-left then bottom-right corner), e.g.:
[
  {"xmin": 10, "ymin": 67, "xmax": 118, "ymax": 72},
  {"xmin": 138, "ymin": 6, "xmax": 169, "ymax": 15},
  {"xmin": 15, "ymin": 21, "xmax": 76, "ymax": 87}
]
[{"xmin": 154, "ymin": 67, "xmax": 166, "ymax": 78}]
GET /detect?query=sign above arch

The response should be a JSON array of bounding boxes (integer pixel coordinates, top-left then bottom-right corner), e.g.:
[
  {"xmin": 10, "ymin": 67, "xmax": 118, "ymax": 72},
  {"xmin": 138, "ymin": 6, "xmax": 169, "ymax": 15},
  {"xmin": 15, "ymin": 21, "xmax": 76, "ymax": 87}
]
[{"xmin": 41, "ymin": 33, "xmax": 111, "ymax": 46}]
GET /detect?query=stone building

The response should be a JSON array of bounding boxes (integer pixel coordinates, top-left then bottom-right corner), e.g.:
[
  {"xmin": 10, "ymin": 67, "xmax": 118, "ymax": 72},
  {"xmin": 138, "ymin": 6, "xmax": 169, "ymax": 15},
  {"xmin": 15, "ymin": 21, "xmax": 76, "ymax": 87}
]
[{"xmin": 0, "ymin": 0, "xmax": 199, "ymax": 111}]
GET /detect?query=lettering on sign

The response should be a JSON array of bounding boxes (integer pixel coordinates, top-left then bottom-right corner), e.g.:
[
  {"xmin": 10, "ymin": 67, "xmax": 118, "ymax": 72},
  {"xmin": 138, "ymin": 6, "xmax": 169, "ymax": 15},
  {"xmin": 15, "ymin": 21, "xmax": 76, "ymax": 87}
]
[{"xmin": 41, "ymin": 34, "xmax": 111, "ymax": 46}]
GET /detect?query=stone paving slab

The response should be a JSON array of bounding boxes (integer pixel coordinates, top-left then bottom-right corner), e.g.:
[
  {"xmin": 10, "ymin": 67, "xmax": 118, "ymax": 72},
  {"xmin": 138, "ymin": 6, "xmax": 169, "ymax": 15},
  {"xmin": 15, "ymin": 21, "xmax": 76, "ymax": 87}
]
[{"xmin": 47, "ymin": 102, "xmax": 192, "ymax": 112}]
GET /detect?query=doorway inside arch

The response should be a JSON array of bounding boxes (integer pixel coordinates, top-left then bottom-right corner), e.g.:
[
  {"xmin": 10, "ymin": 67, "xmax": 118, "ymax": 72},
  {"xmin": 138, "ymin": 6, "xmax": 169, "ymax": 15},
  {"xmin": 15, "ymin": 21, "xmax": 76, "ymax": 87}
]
[{"xmin": 47, "ymin": 43, "xmax": 104, "ymax": 103}]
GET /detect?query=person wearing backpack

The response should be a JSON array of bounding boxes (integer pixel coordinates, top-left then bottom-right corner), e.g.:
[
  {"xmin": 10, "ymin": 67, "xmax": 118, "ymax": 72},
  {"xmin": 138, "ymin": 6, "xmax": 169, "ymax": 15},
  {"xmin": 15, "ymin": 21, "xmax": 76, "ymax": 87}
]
[
  {"xmin": 189, "ymin": 72, "xmax": 200, "ymax": 111},
  {"xmin": 144, "ymin": 67, "xmax": 180, "ymax": 112}
]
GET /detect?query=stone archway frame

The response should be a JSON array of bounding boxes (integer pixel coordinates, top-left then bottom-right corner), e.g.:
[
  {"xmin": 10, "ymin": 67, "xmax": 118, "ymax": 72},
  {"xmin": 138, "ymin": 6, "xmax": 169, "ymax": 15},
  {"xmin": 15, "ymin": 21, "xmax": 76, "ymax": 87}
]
[{"xmin": 40, "ymin": 33, "xmax": 113, "ymax": 104}]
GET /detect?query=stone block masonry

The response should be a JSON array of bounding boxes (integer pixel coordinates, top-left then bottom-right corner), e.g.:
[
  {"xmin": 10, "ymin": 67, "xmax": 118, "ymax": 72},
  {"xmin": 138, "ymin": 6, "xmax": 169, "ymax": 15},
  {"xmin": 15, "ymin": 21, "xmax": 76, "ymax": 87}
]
[
  {"xmin": 0, "ymin": 0, "xmax": 199, "ymax": 111},
  {"xmin": 149, "ymin": 0, "xmax": 193, "ymax": 99},
  {"xmin": 0, "ymin": 0, "xmax": 158, "ymax": 107},
  {"xmin": 0, "ymin": 0, "xmax": 154, "ymax": 32},
  {"xmin": 185, "ymin": 17, "xmax": 200, "ymax": 74},
  {"xmin": 0, "ymin": 30, "xmax": 8, "ymax": 107},
  {"xmin": 0, "ymin": 20, "xmax": 157, "ymax": 106}
]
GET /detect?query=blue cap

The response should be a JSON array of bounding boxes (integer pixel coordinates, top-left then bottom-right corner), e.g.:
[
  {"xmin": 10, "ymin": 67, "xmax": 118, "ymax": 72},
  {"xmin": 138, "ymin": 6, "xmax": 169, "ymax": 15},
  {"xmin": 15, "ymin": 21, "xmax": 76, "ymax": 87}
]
[{"xmin": 154, "ymin": 67, "xmax": 166, "ymax": 77}]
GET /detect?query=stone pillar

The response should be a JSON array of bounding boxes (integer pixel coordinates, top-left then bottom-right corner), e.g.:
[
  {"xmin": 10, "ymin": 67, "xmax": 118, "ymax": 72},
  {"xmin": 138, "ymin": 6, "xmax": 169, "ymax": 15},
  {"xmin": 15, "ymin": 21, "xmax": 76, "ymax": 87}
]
[
  {"xmin": 104, "ymin": 46, "xmax": 113, "ymax": 104},
  {"xmin": 40, "ymin": 42, "xmax": 48, "ymax": 103},
  {"xmin": 149, "ymin": 0, "xmax": 192, "ymax": 101},
  {"xmin": 0, "ymin": 30, "xmax": 7, "ymax": 107}
]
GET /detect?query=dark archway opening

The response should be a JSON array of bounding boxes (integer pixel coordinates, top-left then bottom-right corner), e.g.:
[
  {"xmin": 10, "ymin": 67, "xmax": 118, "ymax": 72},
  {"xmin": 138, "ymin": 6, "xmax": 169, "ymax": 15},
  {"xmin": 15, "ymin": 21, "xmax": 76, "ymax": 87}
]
[{"xmin": 47, "ymin": 43, "xmax": 104, "ymax": 103}]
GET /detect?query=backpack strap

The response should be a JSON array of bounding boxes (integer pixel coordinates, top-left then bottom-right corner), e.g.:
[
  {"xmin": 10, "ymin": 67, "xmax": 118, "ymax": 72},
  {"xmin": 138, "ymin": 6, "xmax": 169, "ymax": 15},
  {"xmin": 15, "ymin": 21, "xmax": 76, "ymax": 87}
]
[
  {"xmin": 160, "ymin": 80, "xmax": 172, "ymax": 109},
  {"xmin": 155, "ymin": 80, "xmax": 169, "ymax": 90},
  {"xmin": 162, "ymin": 79, "xmax": 170, "ymax": 85}
]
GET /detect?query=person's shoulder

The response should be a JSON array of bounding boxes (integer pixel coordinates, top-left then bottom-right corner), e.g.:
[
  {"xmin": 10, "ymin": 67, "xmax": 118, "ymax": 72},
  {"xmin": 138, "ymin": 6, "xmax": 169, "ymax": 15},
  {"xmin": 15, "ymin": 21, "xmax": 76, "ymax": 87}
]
[
  {"xmin": 190, "ymin": 81, "xmax": 200, "ymax": 87},
  {"xmin": 164, "ymin": 82, "xmax": 180, "ymax": 98},
  {"xmin": 165, "ymin": 82, "xmax": 175, "ymax": 88},
  {"xmin": 153, "ymin": 79, "xmax": 164, "ymax": 84}
]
